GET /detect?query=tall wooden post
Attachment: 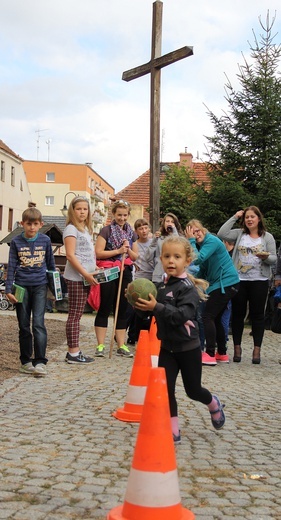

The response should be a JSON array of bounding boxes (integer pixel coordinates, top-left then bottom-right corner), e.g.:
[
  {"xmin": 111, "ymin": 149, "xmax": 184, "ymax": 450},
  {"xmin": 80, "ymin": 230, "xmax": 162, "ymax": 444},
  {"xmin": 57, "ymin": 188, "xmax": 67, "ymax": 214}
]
[{"xmin": 122, "ymin": 1, "xmax": 193, "ymax": 231}]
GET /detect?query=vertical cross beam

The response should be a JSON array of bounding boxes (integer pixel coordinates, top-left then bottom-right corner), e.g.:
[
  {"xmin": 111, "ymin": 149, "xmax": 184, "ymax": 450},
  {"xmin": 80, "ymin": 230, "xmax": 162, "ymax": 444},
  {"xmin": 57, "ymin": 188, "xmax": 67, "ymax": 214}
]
[
  {"xmin": 122, "ymin": 1, "xmax": 193, "ymax": 231},
  {"xmin": 150, "ymin": 1, "xmax": 162, "ymax": 233}
]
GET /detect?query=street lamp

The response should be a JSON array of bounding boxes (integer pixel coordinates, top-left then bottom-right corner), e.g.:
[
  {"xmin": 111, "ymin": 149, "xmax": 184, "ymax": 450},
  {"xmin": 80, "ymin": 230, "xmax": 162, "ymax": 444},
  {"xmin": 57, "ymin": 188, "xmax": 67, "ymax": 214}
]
[{"xmin": 61, "ymin": 191, "xmax": 77, "ymax": 217}]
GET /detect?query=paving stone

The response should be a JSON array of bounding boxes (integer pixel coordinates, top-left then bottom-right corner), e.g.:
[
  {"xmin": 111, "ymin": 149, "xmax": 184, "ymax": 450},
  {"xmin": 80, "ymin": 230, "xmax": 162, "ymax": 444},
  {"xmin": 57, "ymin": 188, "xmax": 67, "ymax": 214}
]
[{"xmin": 0, "ymin": 311, "xmax": 281, "ymax": 519}]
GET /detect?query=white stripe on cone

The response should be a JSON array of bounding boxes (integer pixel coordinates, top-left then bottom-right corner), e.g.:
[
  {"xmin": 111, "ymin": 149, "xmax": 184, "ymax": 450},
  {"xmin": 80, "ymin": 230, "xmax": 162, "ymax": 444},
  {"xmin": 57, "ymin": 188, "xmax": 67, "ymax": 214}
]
[
  {"xmin": 151, "ymin": 355, "xmax": 159, "ymax": 367},
  {"xmin": 124, "ymin": 468, "xmax": 181, "ymax": 507},
  {"xmin": 125, "ymin": 385, "xmax": 147, "ymax": 405}
]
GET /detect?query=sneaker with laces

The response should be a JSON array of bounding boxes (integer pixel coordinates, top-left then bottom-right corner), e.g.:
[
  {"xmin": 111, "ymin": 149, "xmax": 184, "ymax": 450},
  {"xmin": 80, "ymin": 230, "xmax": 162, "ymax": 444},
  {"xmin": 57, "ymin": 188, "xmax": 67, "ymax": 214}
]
[
  {"xmin": 19, "ymin": 362, "xmax": 35, "ymax": 374},
  {"xmin": 33, "ymin": 363, "xmax": 47, "ymax": 377},
  {"xmin": 215, "ymin": 353, "xmax": 230, "ymax": 363},
  {"xmin": 202, "ymin": 352, "xmax": 217, "ymax": 366},
  {"xmin": 116, "ymin": 345, "xmax": 134, "ymax": 358},
  {"xmin": 65, "ymin": 351, "xmax": 95, "ymax": 364},
  {"xmin": 95, "ymin": 344, "xmax": 106, "ymax": 357},
  {"xmin": 173, "ymin": 431, "xmax": 181, "ymax": 445}
]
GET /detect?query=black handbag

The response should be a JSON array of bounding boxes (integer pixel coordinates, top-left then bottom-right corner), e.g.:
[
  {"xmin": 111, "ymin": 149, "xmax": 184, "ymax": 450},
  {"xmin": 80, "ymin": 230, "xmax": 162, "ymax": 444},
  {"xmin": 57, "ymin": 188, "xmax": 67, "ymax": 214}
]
[{"xmin": 271, "ymin": 306, "xmax": 281, "ymax": 334}]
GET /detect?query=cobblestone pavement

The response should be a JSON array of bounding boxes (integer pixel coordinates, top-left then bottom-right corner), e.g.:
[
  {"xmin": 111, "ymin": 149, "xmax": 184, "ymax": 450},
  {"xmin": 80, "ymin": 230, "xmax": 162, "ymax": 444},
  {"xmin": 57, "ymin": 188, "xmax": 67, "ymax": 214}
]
[{"xmin": 0, "ymin": 311, "xmax": 280, "ymax": 519}]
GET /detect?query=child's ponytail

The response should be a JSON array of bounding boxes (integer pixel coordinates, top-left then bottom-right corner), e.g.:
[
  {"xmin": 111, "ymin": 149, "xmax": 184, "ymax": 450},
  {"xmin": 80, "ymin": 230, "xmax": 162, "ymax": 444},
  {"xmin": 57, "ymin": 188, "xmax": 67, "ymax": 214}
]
[{"xmin": 187, "ymin": 272, "xmax": 209, "ymax": 301}]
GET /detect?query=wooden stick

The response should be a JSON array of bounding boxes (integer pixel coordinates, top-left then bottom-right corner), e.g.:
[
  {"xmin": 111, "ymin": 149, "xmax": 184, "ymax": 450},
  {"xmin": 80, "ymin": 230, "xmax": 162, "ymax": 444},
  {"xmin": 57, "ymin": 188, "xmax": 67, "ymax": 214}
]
[{"xmin": 109, "ymin": 253, "xmax": 126, "ymax": 359}]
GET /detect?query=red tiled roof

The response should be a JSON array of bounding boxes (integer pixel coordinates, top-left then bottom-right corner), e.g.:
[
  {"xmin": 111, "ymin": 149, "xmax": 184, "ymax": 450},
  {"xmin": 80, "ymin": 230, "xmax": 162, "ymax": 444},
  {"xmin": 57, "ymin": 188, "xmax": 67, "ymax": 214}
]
[
  {"xmin": 0, "ymin": 140, "xmax": 23, "ymax": 161},
  {"xmin": 115, "ymin": 157, "xmax": 210, "ymax": 221},
  {"xmin": 192, "ymin": 162, "xmax": 210, "ymax": 187},
  {"xmin": 115, "ymin": 169, "xmax": 166, "ymax": 221}
]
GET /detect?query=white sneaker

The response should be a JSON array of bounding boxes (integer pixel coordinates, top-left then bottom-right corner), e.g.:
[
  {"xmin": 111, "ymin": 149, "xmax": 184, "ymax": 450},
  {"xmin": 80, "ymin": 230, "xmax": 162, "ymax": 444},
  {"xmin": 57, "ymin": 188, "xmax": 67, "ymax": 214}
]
[
  {"xmin": 19, "ymin": 362, "xmax": 35, "ymax": 374},
  {"xmin": 33, "ymin": 363, "xmax": 47, "ymax": 377}
]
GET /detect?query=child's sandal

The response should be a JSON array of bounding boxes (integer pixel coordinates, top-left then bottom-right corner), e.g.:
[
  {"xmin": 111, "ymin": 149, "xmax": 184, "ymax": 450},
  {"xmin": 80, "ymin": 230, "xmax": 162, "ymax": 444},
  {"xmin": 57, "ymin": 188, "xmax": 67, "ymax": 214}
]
[{"xmin": 209, "ymin": 395, "xmax": 226, "ymax": 430}]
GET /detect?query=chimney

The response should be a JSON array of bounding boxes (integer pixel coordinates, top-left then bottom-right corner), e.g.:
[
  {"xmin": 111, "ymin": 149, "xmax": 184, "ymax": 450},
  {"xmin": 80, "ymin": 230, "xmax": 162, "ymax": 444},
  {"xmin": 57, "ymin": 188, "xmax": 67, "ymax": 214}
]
[{"xmin": 179, "ymin": 150, "xmax": 193, "ymax": 168}]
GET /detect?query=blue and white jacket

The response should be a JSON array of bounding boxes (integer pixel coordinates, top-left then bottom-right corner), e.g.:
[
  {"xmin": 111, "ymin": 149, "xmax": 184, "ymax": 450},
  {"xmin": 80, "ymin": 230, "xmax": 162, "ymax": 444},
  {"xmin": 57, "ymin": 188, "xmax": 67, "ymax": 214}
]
[{"xmin": 5, "ymin": 233, "xmax": 55, "ymax": 294}]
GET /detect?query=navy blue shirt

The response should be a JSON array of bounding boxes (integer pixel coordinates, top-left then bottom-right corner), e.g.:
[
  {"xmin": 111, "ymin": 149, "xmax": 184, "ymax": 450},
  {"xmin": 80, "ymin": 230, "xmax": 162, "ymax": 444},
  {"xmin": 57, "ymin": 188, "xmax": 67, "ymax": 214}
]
[{"xmin": 5, "ymin": 232, "xmax": 56, "ymax": 294}]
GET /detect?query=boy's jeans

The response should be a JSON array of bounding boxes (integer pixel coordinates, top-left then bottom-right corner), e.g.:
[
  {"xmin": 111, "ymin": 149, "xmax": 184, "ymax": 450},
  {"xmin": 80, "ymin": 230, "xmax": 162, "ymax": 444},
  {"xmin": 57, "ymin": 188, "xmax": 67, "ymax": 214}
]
[{"xmin": 16, "ymin": 284, "xmax": 48, "ymax": 366}]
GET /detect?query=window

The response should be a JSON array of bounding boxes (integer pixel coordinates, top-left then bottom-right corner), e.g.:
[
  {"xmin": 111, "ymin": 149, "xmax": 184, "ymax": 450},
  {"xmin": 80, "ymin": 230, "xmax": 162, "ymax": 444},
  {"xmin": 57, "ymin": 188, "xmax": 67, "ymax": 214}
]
[
  {"xmin": 46, "ymin": 172, "xmax": 55, "ymax": 182},
  {"xmin": 45, "ymin": 196, "xmax": 54, "ymax": 206},
  {"xmin": 20, "ymin": 180, "xmax": 23, "ymax": 191},
  {"xmin": 0, "ymin": 205, "xmax": 2, "ymax": 230},
  {"xmin": 1, "ymin": 161, "xmax": 5, "ymax": 181},
  {"xmin": 11, "ymin": 166, "xmax": 15, "ymax": 186},
  {"xmin": 8, "ymin": 208, "xmax": 13, "ymax": 232}
]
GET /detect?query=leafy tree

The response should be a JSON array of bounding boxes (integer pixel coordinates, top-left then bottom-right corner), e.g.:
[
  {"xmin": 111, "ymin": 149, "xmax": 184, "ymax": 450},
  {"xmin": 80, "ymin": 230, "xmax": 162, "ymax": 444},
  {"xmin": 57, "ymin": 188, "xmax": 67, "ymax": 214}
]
[
  {"xmin": 159, "ymin": 165, "xmax": 195, "ymax": 227},
  {"xmin": 190, "ymin": 172, "xmax": 252, "ymax": 232},
  {"xmin": 159, "ymin": 163, "xmax": 252, "ymax": 233}
]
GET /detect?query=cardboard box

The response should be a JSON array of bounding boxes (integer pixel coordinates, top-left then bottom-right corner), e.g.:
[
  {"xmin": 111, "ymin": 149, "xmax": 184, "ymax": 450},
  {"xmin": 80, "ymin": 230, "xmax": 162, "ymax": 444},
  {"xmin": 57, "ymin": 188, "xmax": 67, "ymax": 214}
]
[
  {"xmin": 12, "ymin": 284, "xmax": 25, "ymax": 303},
  {"xmin": 94, "ymin": 267, "xmax": 120, "ymax": 283},
  {"xmin": 47, "ymin": 271, "xmax": 63, "ymax": 300},
  {"xmin": 84, "ymin": 266, "xmax": 120, "ymax": 285}
]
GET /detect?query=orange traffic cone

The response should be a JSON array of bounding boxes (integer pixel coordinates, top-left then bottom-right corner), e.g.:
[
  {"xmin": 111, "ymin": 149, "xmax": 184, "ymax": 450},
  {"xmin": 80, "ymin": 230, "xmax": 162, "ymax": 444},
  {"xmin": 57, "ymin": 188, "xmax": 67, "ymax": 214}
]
[
  {"xmin": 112, "ymin": 330, "xmax": 151, "ymax": 422},
  {"xmin": 108, "ymin": 367, "xmax": 195, "ymax": 520},
  {"xmin": 149, "ymin": 317, "xmax": 161, "ymax": 367}
]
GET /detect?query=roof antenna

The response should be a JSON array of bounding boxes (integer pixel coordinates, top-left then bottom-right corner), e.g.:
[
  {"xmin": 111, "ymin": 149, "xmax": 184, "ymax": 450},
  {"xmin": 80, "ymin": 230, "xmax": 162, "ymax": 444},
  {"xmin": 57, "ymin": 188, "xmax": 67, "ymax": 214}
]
[
  {"xmin": 35, "ymin": 128, "xmax": 48, "ymax": 160},
  {"xmin": 46, "ymin": 139, "xmax": 52, "ymax": 161}
]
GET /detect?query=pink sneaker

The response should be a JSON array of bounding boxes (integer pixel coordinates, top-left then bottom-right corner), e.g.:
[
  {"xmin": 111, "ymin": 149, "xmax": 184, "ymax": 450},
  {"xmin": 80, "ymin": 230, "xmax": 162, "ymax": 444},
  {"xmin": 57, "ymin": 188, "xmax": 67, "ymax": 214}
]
[
  {"xmin": 215, "ymin": 353, "xmax": 230, "ymax": 363},
  {"xmin": 202, "ymin": 352, "xmax": 217, "ymax": 366}
]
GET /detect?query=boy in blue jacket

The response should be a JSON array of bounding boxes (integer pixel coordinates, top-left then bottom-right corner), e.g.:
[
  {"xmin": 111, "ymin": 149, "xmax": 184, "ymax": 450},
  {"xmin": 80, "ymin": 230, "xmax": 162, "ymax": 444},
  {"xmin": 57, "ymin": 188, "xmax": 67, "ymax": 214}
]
[{"xmin": 5, "ymin": 207, "xmax": 56, "ymax": 376}]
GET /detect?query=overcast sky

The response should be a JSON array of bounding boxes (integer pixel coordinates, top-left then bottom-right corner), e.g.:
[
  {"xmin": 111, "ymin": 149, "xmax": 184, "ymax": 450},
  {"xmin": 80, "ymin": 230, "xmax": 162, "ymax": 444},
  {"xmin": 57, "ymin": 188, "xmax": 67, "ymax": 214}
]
[{"xmin": 0, "ymin": 0, "xmax": 280, "ymax": 192}]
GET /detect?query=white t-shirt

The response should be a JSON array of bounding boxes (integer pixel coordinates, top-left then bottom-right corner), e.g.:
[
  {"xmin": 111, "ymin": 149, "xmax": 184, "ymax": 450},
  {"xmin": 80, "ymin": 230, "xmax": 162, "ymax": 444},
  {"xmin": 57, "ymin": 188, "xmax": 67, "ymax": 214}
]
[
  {"xmin": 134, "ymin": 239, "xmax": 154, "ymax": 280},
  {"xmin": 237, "ymin": 234, "xmax": 267, "ymax": 281},
  {"xmin": 63, "ymin": 224, "xmax": 96, "ymax": 282}
]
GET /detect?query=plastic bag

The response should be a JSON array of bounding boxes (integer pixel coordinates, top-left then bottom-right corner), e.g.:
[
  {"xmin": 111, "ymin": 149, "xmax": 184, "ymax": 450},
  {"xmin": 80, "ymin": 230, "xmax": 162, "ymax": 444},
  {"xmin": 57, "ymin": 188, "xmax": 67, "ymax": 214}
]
[
  {"xmin": 87, "ymin": 284, "xmax": 101, "ymax": 311},
  {"xmin": 273, "ymin": 285, "xmax": 281, "ymax": 303}
]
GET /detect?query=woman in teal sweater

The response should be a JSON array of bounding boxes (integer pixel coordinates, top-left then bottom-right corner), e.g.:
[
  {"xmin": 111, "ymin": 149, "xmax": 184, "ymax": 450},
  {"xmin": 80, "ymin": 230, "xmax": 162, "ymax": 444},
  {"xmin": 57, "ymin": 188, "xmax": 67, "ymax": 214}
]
[{"xmin": 185, "ymin": 219, "xmax": 239, "ymax": 366}]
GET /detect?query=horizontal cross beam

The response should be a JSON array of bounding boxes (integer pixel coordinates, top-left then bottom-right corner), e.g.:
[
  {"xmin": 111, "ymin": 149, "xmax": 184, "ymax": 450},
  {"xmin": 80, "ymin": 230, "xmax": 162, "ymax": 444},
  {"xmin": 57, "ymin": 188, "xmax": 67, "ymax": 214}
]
[{"xmin": 122, "ymin": 45, "xmax": 193, "ymax": 82}]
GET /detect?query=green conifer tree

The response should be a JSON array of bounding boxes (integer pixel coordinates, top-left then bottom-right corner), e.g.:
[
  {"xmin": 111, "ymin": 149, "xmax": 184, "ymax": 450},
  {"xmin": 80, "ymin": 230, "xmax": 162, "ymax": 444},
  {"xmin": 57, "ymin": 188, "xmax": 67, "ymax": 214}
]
[{"xmin": 203, "ymin": 12, "xmax": 281, "ymax": 233}]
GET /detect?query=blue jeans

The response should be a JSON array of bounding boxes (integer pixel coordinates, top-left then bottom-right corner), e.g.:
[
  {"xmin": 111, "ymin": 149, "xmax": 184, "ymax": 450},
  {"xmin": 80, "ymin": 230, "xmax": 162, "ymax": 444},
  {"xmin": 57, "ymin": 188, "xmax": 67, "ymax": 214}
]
[
  {"xmin": 221, "ymin": 300, "xmax": 232, "ymax": 342},
  {"xmin": 16, "ymin": 284, "xmax": 48, "ymax": 366}
]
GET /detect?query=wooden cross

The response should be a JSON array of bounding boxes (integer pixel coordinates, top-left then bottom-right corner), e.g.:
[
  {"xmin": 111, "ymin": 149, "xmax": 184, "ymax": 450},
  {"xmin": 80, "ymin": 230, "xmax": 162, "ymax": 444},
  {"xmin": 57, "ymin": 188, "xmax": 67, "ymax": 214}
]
[{"xmin": 122, "ymin": 1, "xmax": 193, "ymax": 231}]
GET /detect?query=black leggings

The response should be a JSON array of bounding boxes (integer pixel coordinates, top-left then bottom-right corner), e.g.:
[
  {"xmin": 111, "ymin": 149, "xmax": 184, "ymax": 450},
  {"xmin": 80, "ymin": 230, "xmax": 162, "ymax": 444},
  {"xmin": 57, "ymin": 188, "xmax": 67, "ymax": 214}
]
[
  {"xmin": 203, "ymin": 283, "xmax": 240, "ymax": 356},
  {"xmin": 158, "ymin": 347, "xmax": 212, "ymax": 417},
  {"xmin": 94, "ymin": 266, "xmax": 132, "ymax": 330},
  {"xmin": 231, "ymin": 280, "xmax": 269, "ymax": 348}
]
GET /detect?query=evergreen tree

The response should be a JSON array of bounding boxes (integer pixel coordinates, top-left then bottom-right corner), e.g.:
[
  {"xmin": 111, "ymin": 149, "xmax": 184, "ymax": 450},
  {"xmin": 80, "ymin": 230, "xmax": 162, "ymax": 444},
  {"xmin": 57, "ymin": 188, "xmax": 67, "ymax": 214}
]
[{"xmin": 204, "ymin": 12, "xmax": 281, "ymax": 233}]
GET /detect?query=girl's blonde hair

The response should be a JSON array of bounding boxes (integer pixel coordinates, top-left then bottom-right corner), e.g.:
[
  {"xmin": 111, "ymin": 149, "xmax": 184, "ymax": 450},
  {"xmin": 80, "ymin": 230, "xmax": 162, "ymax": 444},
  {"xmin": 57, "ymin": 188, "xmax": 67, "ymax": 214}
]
[
  {"xmin": 111, "ymin": 200, "xmax": 131, "ymax": 215},
  {"xmin": 186, "ymin": 219, "xmax": 208, "ymax": 236},
  {"xmin": 66, "ymin": 196, "xmax": 93, "ymax": 234},
  {"xmin": 162, "ymin": 236, "xmax": 209, "ymax": 300}
]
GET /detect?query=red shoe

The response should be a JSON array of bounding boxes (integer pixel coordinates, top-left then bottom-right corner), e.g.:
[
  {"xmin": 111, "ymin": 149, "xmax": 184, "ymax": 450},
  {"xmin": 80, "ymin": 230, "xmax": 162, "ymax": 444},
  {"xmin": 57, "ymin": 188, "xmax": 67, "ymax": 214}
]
[
  {"xmin": 215, "ymin": 353, "xmax": 230, "ymax": 363},
  {"xmin": 202, "ymin": 352, "xmax": 217, "ymax": 366}
]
